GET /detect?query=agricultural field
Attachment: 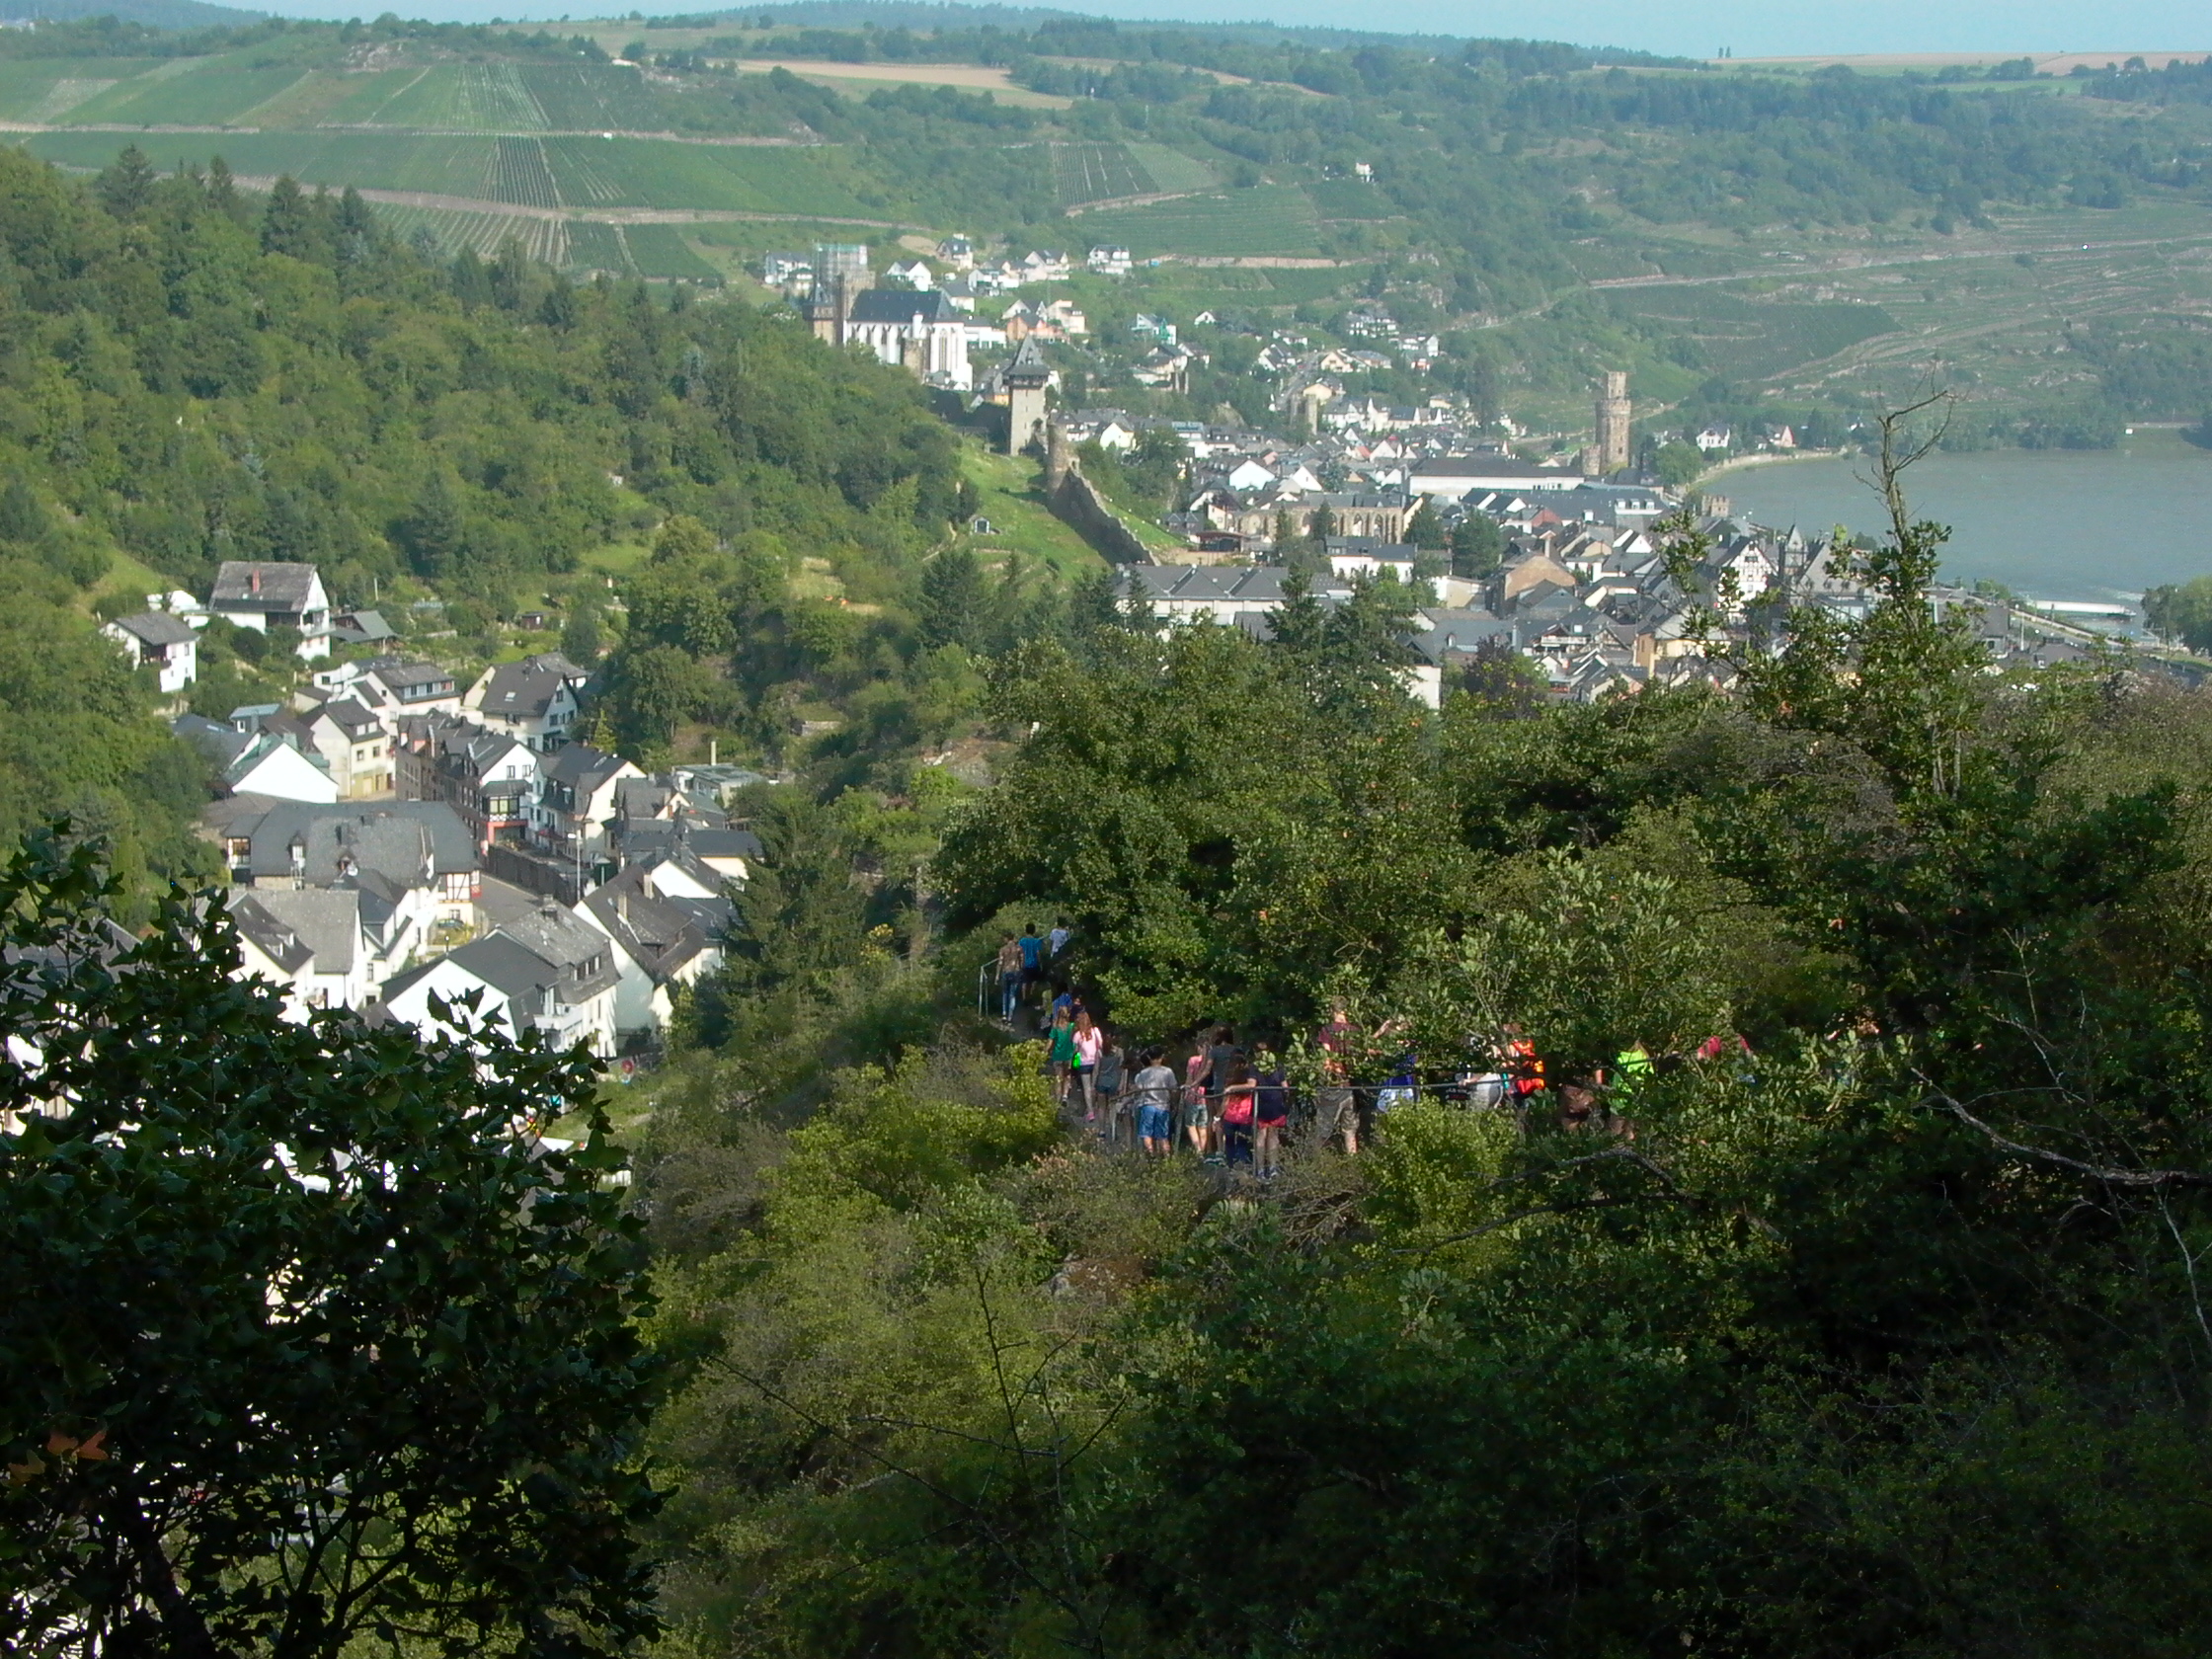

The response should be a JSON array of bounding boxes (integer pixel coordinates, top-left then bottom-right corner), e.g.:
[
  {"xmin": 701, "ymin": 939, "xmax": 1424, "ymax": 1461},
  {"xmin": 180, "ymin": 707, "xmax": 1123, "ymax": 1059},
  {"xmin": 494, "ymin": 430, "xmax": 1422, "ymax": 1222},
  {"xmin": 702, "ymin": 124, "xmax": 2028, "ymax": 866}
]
[
  {"xmin": 519, "ymin": 63, "xmax": 667, "ymax": 130},
  {"xmin": 1121, "ymin": 141, "xmax": 1214, "ymax": 195},
  {"xmin": 0, "ymin": 60, "xmax": 162, "ymax": 121},
  {"xmin": 373, "ymin": 202, "xmax": 569, "ymax": 264},
  {"xmin": 63, "ymin": 60, "xmax": 307, "ymax": 127},
  {"xmin": 561, "ymin": 218, "xmax": 628, "ymax": 275},
  {"xmin": 20, "ymin": 129, "xmax": 881, "ymax": 218},
  {"xmin": 1048, "ymin": 141, "xmax": 1152, "ymax": 206},
  {"xmin": 620, "ymin": 223, "xmax": 719, "ymax": 279},
  {"xmin": 1609, "ymin": 287, "xmax": 1903, "ymax": 383},
  {"xmin": 1074, "ymin": 185, "xmax": 1323, "ymax": 259},
  {"xmin": 369, "ymin": 62, "xmax": 549, "ymax": 130}
]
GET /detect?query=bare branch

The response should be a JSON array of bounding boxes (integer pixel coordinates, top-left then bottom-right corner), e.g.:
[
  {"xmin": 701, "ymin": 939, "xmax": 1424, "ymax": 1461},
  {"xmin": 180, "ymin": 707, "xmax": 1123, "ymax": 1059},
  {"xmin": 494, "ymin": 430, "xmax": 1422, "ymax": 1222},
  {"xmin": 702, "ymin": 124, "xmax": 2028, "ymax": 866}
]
[{"xmin": 1920, "ymin": 1076, "xmax": 2212, "ymax": 1189}]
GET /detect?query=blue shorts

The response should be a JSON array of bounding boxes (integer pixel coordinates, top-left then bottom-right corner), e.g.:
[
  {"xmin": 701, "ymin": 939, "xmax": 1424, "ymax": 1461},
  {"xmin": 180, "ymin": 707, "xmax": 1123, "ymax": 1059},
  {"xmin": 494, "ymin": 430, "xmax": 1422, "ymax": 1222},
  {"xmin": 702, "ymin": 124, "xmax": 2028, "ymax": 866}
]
[{"xmin": 1138, "ymin": 1102, "xmax": 1171, "ymax": 1141}]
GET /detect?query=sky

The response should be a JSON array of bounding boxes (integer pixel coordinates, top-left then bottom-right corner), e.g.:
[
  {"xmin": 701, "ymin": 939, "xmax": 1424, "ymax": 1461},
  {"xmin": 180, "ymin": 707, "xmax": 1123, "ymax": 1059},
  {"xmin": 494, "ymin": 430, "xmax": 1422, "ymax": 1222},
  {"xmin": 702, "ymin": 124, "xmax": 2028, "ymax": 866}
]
[{"xmin": 258, "ymin": 0, "xmax": 2210, "ymax": 58}]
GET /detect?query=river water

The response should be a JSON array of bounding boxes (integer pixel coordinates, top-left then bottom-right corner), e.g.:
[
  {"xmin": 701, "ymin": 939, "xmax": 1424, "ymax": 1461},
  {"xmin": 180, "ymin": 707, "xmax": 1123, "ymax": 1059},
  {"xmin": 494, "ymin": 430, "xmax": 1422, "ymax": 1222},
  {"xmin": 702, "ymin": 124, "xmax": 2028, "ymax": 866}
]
[{"xmin": 1714, "ymin": 436, "xmax": 2212, "ymax": 606}]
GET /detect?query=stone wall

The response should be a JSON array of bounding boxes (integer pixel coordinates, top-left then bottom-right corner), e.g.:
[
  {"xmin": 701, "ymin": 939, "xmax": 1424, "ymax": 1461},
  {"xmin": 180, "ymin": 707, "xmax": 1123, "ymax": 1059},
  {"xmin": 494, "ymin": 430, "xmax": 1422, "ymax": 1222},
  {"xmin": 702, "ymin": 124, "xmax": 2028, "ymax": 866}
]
[{"xmin": 1047, "ymin": 466, "xmax": 1156, "ymax": 566}]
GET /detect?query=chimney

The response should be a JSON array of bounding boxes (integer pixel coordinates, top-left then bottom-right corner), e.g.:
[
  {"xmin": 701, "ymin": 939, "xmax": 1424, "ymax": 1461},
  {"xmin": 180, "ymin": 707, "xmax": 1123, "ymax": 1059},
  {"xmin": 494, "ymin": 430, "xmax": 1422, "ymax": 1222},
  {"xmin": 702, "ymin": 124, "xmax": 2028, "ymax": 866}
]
[
  {"xmin": 617, "ymin": 890, "xmax": 629, "ymax": 927},
  {"xmin": 250, "ymin": 568, "xmax": 261, "ymax": 595}
]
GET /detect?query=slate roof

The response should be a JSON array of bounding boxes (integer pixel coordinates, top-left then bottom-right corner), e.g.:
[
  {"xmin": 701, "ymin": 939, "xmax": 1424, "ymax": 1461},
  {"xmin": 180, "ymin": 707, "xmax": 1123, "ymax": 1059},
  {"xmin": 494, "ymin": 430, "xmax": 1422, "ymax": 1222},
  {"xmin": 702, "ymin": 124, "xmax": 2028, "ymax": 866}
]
[
  {"xmin": 210, "ymin": 561, "xmax": 321, "ymax": 615},
  {"xmin": 229, "ymin": 887, "xmax": 359, "ymax": 975},
  {"xmin": 445, "ymin": 934, "xmax": 565, "ymax": 1004},
  {"xmin": 111, "ymin": 611, "xmax": 198, "ymax": 649},
  {"xmin": 315, "ymin": 698, "xmax": 383, "ymax": 736},
  {"xmin": 848, "ymin": 287, "xmax": 962, "ymax": 325},
  {"xmin": 579, "ymin": 862, "xmax": 733, "ymax": 985},
  {"xmin": 477, "ymin": 653, "xmax": 585, "ymax": 722},
  {"xmin": 331, "ymin": 609, "xmax": 397, "ymax": 645},
  {"xmin": 230, "ymin": 802, "xmax": 478, "ymax": 885},
  {"xmin": 174, "ymin": 713, "xmax": 253, "ymax": 769},
  {"xmin": 543, "ymin": 742, "xmax": 631, "ymax": 793},
  {"xmin": 1001, "ymin": 334, "xmax": 1053, "ymax": 387},
  {"xmin": 488, "ymin": 905, "xmax": 621, "ymax": 1002}
]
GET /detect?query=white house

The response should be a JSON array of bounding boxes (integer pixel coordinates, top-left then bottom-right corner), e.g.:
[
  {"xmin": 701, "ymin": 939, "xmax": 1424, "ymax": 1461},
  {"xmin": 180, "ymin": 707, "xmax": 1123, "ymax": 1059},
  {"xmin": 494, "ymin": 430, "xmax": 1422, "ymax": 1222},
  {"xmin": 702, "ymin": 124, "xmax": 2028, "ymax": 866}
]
[
  {"xmin": 463, "ymin": 653, "xmax": 589, "ymax": 752},
  {"xmin": 884, "ymin": 258, "xmax": 935, "ymax": 289},
  {"xmin": 230, "ymin": 736, "xmax": 339, "ymax": 803},
  {"xmin": 1086, "ymin": 245, "xmax": 1133, "ymax": 276},
  {"xmin": 1695, "ymin": 426, "xmax": 1733, "ymax": 453},
  {"xmin": 102, "ymin": 611, "xmax": 198, "ymax": 694},
  {"xmin": 1410, "ymin": 460, "xmax": 1586, "ymax": 499},
  {"xmin": 229, "ymin": 888, "xmax": 375, "ymax": 1018},
  {"xmin": 376, "ymin": 906, "xmax": 619, "ymax": 1059},
  {"xmin": 576, "ymin": 858, "xmax": 734, "ymax": 1041},
  {"xmin": 207, "ymin": 561, "xmax": 333, "ymax": 659}
]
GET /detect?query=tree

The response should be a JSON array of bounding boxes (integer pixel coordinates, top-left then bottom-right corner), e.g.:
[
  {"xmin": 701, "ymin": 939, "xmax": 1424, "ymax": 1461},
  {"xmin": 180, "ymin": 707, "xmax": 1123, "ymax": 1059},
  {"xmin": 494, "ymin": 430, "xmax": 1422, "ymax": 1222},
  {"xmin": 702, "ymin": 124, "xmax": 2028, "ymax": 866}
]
[
  {"xmin": 0, "ymin": 477, "xmax": 48, "ymax": 545},
  {"xmin": 1449, "ymin": 512, "xmax": 1502, "ymax": 580},
  {"xmin": 1405, "ymin": 497, "xmax": 1447, "ymax": 549},
  {"xmin": 260, "ymin": 175, "xmax": 317, "ymax": 260},
  {"xmin": 2142, "ymin": 576, "xmax": 2212, "ymax": 652},
  {"xmin": 919, "ymin": 545, "xmax": 988, "ymax": 651},
  {"xmin": 96, "ymin": 145, "xmax": 155, "ymax": 219},
  {"xmin": 0, "ymin": 830, "xmax": 664, "ymax": 1657},
  {"xmin": 1653, "ymin": 439, "xmax": 1704, "ymax": 488},
  {"xmin": 398, "ymin": 469, "xmax": 468, "ymax": 582},
  {"xmin": 563, "ymin": 598, "xmax": 603, "ymax": 664}
]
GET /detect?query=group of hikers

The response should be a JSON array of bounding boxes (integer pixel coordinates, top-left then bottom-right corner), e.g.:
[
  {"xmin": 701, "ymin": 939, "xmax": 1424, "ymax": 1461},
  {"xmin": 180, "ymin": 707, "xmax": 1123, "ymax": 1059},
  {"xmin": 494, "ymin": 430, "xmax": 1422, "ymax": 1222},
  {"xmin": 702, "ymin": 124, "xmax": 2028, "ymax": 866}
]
[
  {"xmin": 990, "ymin": 920, "xmax": 1712, "ymax": 1169},
  {"xmin": 994, "ymin": 923, "xmax": 1294, "ymax": 1169}
]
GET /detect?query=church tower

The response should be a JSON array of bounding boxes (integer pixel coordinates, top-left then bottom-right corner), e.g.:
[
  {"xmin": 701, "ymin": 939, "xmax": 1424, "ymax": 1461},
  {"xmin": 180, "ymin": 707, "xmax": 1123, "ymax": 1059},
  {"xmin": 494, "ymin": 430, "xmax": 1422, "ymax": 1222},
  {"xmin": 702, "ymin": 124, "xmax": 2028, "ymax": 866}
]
[{"xmin": 1595, "ymin": 370, "xmax": 1631, "ymax": 476}]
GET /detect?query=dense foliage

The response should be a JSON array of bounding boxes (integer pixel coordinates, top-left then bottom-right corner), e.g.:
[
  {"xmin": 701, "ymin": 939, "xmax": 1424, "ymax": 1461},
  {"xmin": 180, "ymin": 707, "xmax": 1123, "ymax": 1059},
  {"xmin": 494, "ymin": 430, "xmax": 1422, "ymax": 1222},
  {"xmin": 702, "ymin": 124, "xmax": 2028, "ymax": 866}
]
[
  {"xmin": 637, "ymin": 474, "xmax": 2212, "ymax": 1655},
  {"xmin": 0, "ymin": 831, "xmax": 663, "ymax": 1656}
]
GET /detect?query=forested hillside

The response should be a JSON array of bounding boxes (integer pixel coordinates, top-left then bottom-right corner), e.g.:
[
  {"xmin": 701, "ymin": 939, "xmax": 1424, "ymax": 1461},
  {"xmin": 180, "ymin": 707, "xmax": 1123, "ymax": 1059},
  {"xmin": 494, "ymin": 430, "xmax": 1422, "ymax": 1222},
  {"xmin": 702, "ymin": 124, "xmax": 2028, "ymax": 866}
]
[
  {"xmin": 0, "ymin": 137, "xmax": 1050, "ymax": 905},
  {"xmin": 5, "ymin": 7, "xmax": 2210, "ymax": 433},
  {"xmin": 633, "ymin": 484, "xmax": 2212, "ymax": 1657}
]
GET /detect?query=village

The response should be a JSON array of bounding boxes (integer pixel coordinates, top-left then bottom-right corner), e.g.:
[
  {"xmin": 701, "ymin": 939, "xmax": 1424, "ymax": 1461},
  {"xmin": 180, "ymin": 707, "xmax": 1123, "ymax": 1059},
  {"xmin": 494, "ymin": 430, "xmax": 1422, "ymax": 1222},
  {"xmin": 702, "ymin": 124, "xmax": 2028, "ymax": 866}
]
[
  {"xmin": 100, "ymin": 558, "xmax": 758, "ymax": 1061},
  {"xmin": 76, "ymin": 240, "xmax": 2143, "ymax": 1061}
]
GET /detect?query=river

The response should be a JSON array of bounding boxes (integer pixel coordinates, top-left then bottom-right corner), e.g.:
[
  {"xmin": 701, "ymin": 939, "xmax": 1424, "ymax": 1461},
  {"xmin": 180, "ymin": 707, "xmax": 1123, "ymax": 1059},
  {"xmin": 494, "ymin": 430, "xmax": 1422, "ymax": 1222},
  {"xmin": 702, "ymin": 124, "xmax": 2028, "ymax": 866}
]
[{"xmin": 1711, "ymin": 434, "xmax": 2212, "ymax": 606}]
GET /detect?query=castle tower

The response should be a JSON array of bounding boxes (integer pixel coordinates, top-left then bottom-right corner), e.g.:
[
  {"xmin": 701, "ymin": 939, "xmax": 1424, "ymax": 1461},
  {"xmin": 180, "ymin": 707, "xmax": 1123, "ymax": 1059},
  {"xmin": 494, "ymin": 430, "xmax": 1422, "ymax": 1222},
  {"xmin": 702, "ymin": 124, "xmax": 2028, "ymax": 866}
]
[
  {"xmin": 1595, "ymin": 370, "xmax": 1631, "ymax": 476},
  {"xmin": 1001, "ymin": 335, "xmax": 1052, "ymax": 457}
]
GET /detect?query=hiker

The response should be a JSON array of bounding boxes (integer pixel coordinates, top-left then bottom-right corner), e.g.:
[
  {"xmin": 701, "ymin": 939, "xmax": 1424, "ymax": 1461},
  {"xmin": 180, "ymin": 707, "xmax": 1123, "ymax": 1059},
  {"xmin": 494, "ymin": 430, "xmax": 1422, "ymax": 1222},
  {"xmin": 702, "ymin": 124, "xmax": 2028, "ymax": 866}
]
[
  {"xmin": 1095, "ymin": 1030, "xmax": 1127, "ymax": 1144},
  {"xmin": 1182, "ymin": 1046, "xmax": 1213, "ymax": 1158},
  {"xmin": 1315, "ymin": 999, "xmax": 1361, "ymax": 1154},
  {"xmin": 1018, "ymin": 923, "xmax": 1044, "ymax": 1005},
  {"xmin": 994, "ymin": 933, "xmax": 1024, "ymax": 1025},
  {"xmin": 1047, "ymin": 1005, "xmax": 1077, "ymax": 1105},
  {"xmin": 1049, "ymin": 915, "xmax": 1070, "ymax": 958},
  {"xmin": 1253, "ymin": 1047, "xmax": 1289, "ymax": 1177},
  {"xmin": 1220, "ymin": 1062, "xmax": 1257, "ymax": 1167},
  {"xmin": 1072, "ymin": 1009, "xmax": 1104, "ymax": 1121},
  {"xmin": 1132, "ymin": 1047, "xmax": 1176, "ymax": 1156}
]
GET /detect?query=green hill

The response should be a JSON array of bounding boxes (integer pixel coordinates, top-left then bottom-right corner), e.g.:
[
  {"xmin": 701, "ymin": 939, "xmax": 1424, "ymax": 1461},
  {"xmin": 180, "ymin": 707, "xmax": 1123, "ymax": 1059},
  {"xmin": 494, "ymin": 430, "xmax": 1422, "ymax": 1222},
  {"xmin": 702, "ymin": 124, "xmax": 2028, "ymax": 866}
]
[{"xmin": 4, "ymin": 8, "xmax": 2209, "ymax": 430}]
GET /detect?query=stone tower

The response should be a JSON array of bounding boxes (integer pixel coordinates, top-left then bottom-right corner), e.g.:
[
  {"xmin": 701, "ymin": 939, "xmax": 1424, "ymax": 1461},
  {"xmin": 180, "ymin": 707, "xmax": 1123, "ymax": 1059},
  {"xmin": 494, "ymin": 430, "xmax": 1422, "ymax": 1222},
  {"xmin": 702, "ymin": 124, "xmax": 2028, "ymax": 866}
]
[
  {"xmin": 808, "ymin": 273, "xmax": 848, "ymax": 348},
  {"xmin": 1595, "ymin": 370, "xmax": 1631, "ymax": 476},
  {"xmin": 1001, "ymin": 335, "xmax": 1052, "ymax": 457}
]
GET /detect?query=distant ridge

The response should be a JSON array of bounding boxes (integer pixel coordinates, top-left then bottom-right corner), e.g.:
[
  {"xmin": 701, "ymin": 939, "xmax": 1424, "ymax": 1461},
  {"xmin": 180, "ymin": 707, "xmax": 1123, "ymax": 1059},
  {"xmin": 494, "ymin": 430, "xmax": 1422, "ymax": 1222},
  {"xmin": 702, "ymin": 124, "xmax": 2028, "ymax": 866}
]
[
  {"xmin": 6, "ymin": 0, "xmax": 265, "ymax": 27},
  {"xmin": 640, "ymin": 0, "xmax": 1693, "ymax": 59}
]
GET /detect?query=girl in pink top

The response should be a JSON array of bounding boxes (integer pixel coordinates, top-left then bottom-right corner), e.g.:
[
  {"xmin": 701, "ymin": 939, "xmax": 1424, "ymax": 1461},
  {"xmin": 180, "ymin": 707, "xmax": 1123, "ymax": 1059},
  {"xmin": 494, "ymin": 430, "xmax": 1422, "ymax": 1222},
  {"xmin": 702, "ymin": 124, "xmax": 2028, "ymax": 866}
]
[{"xmin": 1072, "ymin": 1011, "xmax": 1104, "ymax": 1119}]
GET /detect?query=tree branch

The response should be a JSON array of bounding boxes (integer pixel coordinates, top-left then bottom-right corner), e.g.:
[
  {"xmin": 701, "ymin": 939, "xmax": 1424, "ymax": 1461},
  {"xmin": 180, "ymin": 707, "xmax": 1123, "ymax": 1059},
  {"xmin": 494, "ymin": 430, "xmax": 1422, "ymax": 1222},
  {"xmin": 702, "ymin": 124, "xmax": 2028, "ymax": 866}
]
[{"xmin": 1921, "ymin": 1077, "xmax": 2212, "ymax": 1188}]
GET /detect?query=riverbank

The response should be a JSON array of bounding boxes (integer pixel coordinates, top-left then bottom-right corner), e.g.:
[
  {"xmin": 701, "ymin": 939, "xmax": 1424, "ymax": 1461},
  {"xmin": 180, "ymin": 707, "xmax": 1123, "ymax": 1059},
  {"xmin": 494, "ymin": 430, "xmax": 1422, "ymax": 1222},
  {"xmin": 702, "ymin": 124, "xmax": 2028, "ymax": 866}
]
[{"xmin": 1720, "ymin": 437, "xmax": 2212, "ymax": 602}]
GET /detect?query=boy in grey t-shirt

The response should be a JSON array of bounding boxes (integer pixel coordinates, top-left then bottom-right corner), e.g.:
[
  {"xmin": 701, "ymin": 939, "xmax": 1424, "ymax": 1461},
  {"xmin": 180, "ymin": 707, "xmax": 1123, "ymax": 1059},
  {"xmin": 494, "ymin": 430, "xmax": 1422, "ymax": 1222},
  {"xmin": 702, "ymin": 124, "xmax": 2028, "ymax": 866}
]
[{"xmin": 1129, "ymin": 1052, "xmax": 1177, "ymax": 1156}]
